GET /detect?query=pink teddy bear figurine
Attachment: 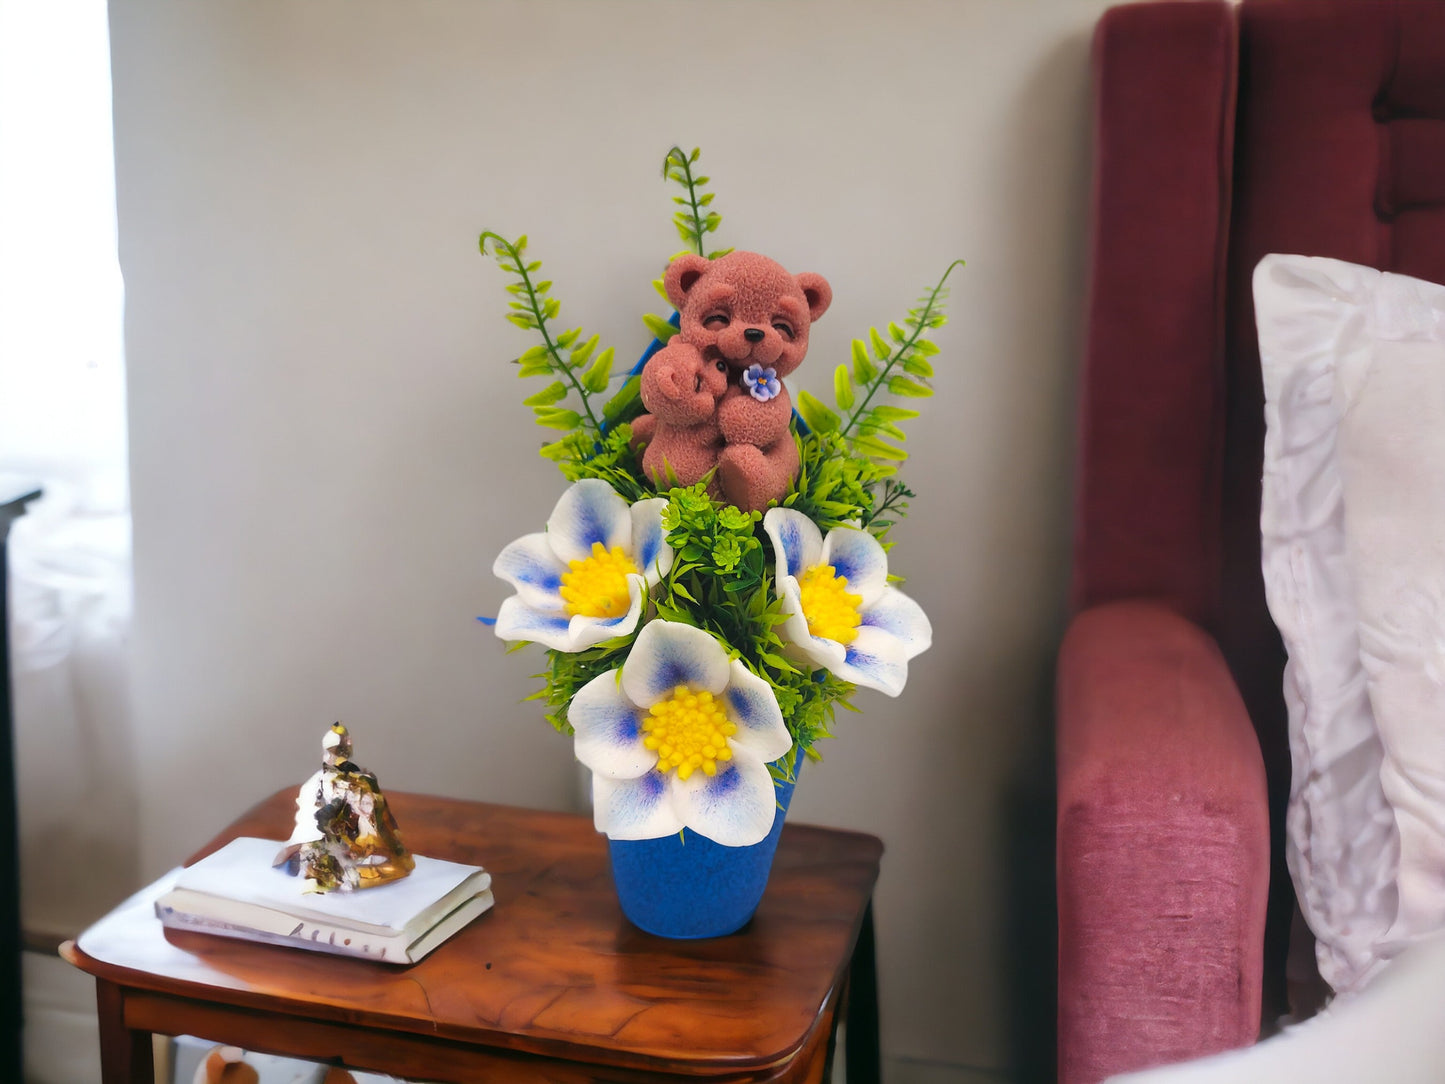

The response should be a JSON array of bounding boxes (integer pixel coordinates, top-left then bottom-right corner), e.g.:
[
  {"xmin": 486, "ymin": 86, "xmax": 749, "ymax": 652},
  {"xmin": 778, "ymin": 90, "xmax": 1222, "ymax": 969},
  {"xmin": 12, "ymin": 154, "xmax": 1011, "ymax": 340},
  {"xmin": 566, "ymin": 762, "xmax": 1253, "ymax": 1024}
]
[{"xmin": 631, "ymin": 251, "xmax": 832, "ymax": 513}]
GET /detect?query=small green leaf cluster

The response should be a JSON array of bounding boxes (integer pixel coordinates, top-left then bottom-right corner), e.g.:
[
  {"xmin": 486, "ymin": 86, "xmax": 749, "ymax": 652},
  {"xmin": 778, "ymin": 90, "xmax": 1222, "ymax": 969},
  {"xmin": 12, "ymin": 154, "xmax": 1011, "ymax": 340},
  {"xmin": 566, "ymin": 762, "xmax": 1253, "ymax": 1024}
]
[
  {"xmin": 770, "ymin": 666, "xmax": 855, "ymax": 773},
  {"xmin": 783, "ymin": 429, "xmax": 893, "ymax": 535},
  {"xmin": 525, "ymin": 636, "xmax": 633, "ymax": 736},
  {"xmin": 541, "ymin": 423, "xmax": 651, "ymax": 503},
  {"xmin": 862, "ymin": 477, "xmax": 915, "ymax": 547},
  {"xmin": 655, "ymin": 483, "xmax": 767, "ymax": 616},
  {"xmin": 646, "ymin": 482, "xmax": 851, "ymax": 758}
]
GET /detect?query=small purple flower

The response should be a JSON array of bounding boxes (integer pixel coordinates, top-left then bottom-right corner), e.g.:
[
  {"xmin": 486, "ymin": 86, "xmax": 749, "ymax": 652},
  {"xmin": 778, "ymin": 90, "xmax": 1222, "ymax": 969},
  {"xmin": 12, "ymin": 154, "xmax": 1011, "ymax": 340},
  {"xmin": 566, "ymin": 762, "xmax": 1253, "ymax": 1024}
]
[{"xmin": 742, "ymin": 364, "xmax": 781, "ymax": 402}]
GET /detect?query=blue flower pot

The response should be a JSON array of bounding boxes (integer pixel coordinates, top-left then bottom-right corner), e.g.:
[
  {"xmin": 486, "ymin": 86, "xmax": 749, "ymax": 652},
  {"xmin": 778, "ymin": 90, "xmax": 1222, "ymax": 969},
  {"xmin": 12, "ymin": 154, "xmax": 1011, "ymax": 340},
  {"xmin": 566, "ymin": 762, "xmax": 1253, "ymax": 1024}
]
[{"xmin": 607, "ymin": 755, "xmax": 800, "ymax": 939}]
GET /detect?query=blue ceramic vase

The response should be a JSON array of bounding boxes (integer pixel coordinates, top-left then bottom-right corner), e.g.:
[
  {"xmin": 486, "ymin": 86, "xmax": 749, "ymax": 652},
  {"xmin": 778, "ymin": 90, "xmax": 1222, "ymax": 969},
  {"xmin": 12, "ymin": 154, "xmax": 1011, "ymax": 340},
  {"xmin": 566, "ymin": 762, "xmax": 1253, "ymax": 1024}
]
[{"xmin": 607, "ymin": 755, "xmax": 800, "ymax": 939}]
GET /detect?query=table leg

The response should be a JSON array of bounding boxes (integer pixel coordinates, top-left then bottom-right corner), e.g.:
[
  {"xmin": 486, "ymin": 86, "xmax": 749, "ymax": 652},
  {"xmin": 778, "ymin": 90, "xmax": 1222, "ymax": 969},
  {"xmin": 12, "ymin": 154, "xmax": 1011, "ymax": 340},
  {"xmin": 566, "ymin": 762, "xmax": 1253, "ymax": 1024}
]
[
  {"xmin": 1, "ymin": 501, "xmax": 39, "ymax": 1084},
  {"xmin": 820, "ymin": 971, "xmax": 847, "ymax": 1082},
  {"xmin": 96, "ymin": 979, "xmax": 154, "ymax": 1084},
  {"xmin": 845, "ymin": 900, "xmax": 880, "ymax": 1084}
]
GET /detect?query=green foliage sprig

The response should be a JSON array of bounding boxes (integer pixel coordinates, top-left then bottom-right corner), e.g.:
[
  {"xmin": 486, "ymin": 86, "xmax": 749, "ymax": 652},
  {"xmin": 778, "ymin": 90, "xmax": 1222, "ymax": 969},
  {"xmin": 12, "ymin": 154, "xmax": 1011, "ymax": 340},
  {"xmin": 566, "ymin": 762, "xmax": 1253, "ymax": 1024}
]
[
  {"xmin": 795, "ymin": 259, "xmax": 965, "ymax": 467},
  {"xmin": 863, "ymin": 477, "xmax": 915, "ymax": 542},
  {"xmin": 664, "ymin": 146, "xmax": 727, "ymax": 260},
  {"xmin": 478, "ymin": 231, "xmax": 616, "ymax": 441},
  {"xmin": 784, "ymin": 430, "xmax": 891, "ymax": 535},
  {"xmin": 525, "ymin": 636, "xmax": 632, "ymax": 736},
  {"xmin": 538, "ymin": 424, "xmax": 651, "ymax": 503},
  {"xmin": 641, "ymin": 146, "xmax": 732, "ymax": 344}
]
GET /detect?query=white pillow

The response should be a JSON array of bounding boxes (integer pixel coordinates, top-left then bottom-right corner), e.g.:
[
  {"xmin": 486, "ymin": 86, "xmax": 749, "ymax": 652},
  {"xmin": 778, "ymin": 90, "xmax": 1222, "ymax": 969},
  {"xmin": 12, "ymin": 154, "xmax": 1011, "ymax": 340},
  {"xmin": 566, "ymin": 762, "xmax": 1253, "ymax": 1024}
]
[
  {"xmin": 1331, "ymin": 272, "xmax": 1445, "ymax": 959},
  {"xmin": 1254, "ymin": 254, "xmax": 1443, "ymax": 993}
]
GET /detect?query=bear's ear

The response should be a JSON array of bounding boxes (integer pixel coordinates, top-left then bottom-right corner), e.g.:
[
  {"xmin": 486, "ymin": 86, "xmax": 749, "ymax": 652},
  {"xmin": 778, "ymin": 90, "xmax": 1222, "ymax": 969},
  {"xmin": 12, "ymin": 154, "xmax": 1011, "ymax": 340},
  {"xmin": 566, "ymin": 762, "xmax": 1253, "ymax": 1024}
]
[
  {"xmin": 664, "ymin": 253, "xmax": 712, "ymax": 311},
  {"xmin": 795, "ymin": 273, "xmax": 832, "ymax": 323}
]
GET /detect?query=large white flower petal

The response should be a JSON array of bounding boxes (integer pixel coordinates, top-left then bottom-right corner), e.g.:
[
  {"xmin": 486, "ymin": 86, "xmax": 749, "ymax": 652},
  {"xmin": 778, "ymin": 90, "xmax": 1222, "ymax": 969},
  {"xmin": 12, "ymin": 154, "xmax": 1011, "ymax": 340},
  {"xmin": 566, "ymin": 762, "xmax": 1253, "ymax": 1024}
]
[
  {"xmin": 672, "ymin": 746, "xmax": 781, "ymax": 847},
  {"xmin": 762, "ymin": 508, "xmax": 823, "ymax": 583},
  {"xmin": 777, "ymin": 578, "xmax": 847, "ymax": 673},
  {"xmin": 621, "ymin": 620, "xmax": 730, "ymax": 706},
  {"xmin": 593, "ymin": 771, "xmax": 683, "ymax": 840},
  {"xmin": 819, "ymin": 526, "xmax": 889, "ymax": 607},
  {"xmin": 723, "ymin": 659, "xmax": 793, "ymax": 764},
  {"xmin": 570, "ymin": 670, "xmax": 653, "ymax": 780},
  {"xmin": 493, "ymin": 595, "xmax": 574, "ymax": 650},
  {"xmin": 546, "ymin": 478, "xmax": 632, "ymax": 565},
  {"xmin": 564, "ymin": 574, "xmax": 645, "ymax": 651},
  {"xmin": 833, "ymin": 625, "xmax": 911, "ymax": 697},
  {"xmin": 492, "ymin": 532, "xmax": 566, "ymax": 610},
  {"xmin": 861, "ymin": 586, "xmax": 933, "ymax": 659},
  {"xmin": 630, "ymin": 497, "xmax": 674, "ymax": 586}
]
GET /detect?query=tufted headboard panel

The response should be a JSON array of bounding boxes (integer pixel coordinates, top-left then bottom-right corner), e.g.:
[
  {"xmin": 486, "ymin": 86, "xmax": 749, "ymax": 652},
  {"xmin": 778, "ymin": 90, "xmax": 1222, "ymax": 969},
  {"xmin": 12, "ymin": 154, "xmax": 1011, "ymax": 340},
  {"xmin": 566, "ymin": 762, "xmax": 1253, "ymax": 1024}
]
[
  {"xmin": 1068, "ymin": 0, "xmax": 1445, "ymax": 1026},
  {"xmin": 1216, "ymin": 0, "xmax": 1445, "ymax": 1006}
]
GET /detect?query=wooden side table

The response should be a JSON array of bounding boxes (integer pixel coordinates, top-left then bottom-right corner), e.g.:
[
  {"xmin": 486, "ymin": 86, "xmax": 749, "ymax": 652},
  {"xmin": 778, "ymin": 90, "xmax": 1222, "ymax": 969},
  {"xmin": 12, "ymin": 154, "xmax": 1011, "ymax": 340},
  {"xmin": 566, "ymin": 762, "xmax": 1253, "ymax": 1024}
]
[{"xmin": 63, "ymin": 789, "xmax": 883, "ymax": 1083}]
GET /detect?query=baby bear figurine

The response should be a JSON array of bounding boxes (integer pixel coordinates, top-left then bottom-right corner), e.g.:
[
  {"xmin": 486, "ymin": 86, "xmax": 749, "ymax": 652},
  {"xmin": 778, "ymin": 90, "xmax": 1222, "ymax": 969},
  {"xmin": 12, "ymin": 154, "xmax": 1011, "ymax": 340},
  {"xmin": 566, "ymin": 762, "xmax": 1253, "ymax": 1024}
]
[{"xmin": 632, "ymin": 251, "xmax": 832, "ymax": 513}]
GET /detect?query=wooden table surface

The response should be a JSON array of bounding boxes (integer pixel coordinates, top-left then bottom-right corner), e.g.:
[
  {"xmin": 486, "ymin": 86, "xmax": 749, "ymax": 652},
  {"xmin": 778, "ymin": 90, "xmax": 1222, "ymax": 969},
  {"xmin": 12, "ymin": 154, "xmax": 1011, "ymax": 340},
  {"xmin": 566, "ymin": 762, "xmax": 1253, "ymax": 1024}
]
[{"xmin": 65, "ymin": 788, "xmax": 883, "ymax": 1083}]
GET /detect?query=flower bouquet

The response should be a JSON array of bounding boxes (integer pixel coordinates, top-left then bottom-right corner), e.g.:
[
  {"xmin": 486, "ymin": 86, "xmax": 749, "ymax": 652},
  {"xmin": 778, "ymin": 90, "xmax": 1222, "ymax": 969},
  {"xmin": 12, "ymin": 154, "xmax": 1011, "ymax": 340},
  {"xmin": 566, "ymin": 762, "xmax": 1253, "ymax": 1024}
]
[{"xmin": 483, "ymin": 147, "xmax": 960, "ymax": 938}]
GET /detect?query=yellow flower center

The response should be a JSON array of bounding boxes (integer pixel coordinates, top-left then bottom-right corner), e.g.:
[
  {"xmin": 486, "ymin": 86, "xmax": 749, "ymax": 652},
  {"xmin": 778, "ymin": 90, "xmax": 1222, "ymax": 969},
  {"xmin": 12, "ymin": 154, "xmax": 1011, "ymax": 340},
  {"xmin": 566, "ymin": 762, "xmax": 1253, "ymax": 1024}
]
[
  {"xmin": 643, "ymin": 685, "xmax": 736, "ymax": 781},
  {"xmin": 798, "ymin": 564, "xmax": 863, "ymax": 644},
  {"xmin": 559, "ymin": 542, "xmax": 638, "ymax": 618}
]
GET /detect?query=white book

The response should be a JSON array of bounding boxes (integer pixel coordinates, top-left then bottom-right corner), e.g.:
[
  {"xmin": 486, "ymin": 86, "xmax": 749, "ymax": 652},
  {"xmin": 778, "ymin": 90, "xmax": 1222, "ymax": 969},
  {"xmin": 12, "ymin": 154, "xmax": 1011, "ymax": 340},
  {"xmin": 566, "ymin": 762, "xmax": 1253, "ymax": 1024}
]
[{"xmin": 155, "ymin": 837, "xmax": 493, "ymax": 963}]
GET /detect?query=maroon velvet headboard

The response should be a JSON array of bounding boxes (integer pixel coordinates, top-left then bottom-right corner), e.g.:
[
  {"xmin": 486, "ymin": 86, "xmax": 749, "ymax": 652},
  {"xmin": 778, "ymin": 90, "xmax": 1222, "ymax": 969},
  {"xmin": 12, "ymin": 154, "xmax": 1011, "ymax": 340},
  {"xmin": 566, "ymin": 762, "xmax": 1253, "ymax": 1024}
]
[
  {"xmin": 1063, "ymin": 1, "xmax": 1445, "ymax": 1079},
  {"xmin": 1074, "ymin": 0, "xmax": 1445, "ymax": 733},
  {"xmin": 1070, "ymin": 0, "xmax": 1236, "ymax": 628},
  {"xmin": 1221, "ymin": 0, "xmax": 1445, "ymax": 1007},
  {"xmin": 1220, "ymin": 0, "xmax": 1445, "ymax": 776}
]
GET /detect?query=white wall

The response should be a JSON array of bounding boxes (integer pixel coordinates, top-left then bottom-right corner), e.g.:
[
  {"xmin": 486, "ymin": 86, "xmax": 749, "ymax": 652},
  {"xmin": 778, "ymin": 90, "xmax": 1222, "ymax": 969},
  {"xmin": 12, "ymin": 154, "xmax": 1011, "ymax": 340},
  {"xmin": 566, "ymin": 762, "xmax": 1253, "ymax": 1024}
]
[{"xmin": 102, "ymin": 0, "xmax": 1109, "ymax": 1076}]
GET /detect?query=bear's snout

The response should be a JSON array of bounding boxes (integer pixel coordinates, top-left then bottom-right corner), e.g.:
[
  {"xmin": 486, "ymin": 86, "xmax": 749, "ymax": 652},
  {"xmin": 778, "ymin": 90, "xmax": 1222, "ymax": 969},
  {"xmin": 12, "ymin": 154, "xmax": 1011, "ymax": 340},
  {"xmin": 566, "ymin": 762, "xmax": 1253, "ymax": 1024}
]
[{"xmin": 714, "ymin": 323, "xmax": 784, "ymax": 366}]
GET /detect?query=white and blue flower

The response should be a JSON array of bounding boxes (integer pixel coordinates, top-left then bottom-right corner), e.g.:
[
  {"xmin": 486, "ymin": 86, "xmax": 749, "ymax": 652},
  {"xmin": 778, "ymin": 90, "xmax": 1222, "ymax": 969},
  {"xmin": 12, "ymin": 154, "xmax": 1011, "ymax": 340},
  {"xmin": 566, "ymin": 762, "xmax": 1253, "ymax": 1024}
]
[
  {"xmin": 492, "ymin": 479, "xmax": 674, "ymax": 652},
  {"xmin": 761, "ymin": 507, "xmax": 931, "ymax": 697},
  {"xmin": 569, "ymin": 619, "xmax": 794, "ymax": 846},
  {"xmin": 742, "ymin": 363, "xmax": 781, "ymax": 402}
]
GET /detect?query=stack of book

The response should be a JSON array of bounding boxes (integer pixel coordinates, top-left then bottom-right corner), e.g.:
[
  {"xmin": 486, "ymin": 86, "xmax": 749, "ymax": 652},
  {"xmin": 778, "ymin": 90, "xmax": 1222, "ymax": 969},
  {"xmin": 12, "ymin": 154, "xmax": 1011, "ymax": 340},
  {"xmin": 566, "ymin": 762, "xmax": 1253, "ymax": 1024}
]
[{"xmin": 156, "ymin": 837, "xmax": 493, "ymax": 964}]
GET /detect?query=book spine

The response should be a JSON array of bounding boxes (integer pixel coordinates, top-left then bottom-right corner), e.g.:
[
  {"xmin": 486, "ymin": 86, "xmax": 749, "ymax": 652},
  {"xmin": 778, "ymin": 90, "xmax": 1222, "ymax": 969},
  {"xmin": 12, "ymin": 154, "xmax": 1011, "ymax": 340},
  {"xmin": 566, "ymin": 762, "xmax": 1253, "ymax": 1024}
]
[
  {"xmin": 157, "ymin": 905, "xmax": 410, "ymax": 962},
  {"xmin": 163, "ymin": 887, "xmax": 403, "ymax": 941}
]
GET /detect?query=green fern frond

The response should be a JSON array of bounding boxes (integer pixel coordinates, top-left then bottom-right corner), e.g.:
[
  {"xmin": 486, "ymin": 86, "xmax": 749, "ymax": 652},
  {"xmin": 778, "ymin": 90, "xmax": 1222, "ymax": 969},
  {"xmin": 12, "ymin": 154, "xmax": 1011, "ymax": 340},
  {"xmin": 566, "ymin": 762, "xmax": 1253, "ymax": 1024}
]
[
  {"xmin": 662, "ymin": 146, "xmax": 724, "ymax": 258},
  {"xmin": 834, "ymin": 259, "xmax": 965, "ymax": 450},
  {"xmin": 479, "ymin": 230, "xmax": 612, "ymax": 439}
]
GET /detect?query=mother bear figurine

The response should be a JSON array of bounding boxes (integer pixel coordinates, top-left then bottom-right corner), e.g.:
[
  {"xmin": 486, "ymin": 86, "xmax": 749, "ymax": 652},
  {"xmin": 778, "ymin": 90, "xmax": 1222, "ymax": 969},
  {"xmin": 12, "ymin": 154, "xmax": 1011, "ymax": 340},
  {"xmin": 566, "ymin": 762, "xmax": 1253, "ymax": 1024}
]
[{"xmin": 630, "ymin": 251, "xmax": 832, "ymax": 514}]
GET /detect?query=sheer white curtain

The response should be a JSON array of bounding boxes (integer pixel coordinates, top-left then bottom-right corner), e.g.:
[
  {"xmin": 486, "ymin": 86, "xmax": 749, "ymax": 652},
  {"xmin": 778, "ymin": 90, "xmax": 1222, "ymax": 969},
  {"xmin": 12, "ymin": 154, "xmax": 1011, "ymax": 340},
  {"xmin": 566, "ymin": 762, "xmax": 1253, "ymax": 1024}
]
[{"xmin": 0, "ymin": 0, "xmax": 137, "ymax": 937}]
